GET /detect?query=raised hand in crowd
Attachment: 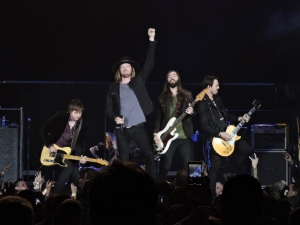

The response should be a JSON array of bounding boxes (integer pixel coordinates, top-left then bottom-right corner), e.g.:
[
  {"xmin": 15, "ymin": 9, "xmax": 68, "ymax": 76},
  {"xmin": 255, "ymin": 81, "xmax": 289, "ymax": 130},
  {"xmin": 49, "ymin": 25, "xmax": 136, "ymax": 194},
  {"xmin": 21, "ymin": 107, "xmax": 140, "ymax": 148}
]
[
  {"xmin": 1, "ymin": 162, "xmax": 11, "ymax": 175},
  {"xmin": 249, "ymin": 153, "xmax": 259, "ymax": 179},
  {"xmin": 33, "ymin": 170, "xmax": 44, "ymax": 191},
  {"xmin": 1, "ymin": 180, "xmax": 15, "ymax": 196},
  {"xmin": 71, "ymin": 183, "xmax": 77, "ymax": 199},
  {"xmin": 44, "ymin": 180, "xmax": 54, "ymax": 197},
  {"xmin": 249, "ymin": 153, "xmax": 259, "ymax": 169},
  {"xmin": 283, "ymin": 151, "xmax": 293, "ymax": 163}
]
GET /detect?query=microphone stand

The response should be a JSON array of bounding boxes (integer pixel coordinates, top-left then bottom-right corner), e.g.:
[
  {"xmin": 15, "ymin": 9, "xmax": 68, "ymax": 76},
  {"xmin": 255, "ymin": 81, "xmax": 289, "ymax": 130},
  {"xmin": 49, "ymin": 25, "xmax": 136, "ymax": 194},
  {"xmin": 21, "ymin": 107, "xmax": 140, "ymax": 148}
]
[
  {"xmin": 26, "ymin": 118, "xmax": 31, "ymax": 182},
  {"xmin": 104, "ymin": 105, "xmax": 108, "ymax": 161}
]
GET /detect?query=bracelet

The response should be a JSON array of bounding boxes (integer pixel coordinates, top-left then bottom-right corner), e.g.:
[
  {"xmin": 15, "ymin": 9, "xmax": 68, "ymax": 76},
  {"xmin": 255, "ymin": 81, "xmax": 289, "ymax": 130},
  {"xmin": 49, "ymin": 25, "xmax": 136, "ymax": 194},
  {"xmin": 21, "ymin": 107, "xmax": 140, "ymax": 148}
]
[
  {"xmin": 219, "ymin": 132, "xmax": 222, "ymax": 137},
  {"xmin": 252, "ymin": 167, "xmax": 257, "ymax": 170},
  {"xmin": 42, "ymin": 189, "xmax": 47, "ymax": 195},
  {"xmin": 71, "ymin": 193, "xmax": 76, "ymax": 197}
]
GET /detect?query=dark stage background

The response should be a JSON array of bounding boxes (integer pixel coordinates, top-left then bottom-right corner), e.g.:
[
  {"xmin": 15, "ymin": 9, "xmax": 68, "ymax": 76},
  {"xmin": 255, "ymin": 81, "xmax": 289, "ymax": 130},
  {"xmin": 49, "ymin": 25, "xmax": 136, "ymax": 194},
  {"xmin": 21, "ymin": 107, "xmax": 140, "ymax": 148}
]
[{"xmin": 1, "ymin": 0, "xmax": 300, "ymax": 182}]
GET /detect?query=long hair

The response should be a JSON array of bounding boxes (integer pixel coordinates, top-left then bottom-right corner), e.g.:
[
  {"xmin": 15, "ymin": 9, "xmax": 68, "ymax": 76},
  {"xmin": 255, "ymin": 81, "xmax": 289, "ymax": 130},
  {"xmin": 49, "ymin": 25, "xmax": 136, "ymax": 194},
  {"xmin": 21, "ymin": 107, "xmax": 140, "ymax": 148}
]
[
  {"xmin": 158, "ymin": 70, "xmax": 192, "ymax": 107},
  {"xmin": 114, "ymin": 67, "xmax": 136, "ymax": 82}
]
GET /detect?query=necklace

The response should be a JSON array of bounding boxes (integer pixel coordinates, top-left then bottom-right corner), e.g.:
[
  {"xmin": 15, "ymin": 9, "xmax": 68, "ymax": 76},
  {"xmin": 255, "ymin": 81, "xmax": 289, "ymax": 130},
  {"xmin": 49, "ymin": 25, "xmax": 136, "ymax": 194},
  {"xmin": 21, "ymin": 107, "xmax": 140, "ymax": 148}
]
[{"xmin": 121, "ymin": 84, "xmax": 129, "ymax": 94}]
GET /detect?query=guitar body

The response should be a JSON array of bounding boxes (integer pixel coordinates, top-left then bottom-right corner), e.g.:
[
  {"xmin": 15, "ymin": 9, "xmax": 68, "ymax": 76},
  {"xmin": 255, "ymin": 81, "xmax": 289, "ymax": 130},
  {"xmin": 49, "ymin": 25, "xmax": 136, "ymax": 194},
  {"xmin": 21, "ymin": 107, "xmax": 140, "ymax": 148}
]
[
  {"xmin": 212, "ymin": 125, "xmax": 241, "ymax": 157},
  {"xmin": 40, "ymin": 144, "xmax": 109, "ymax": 167},
  {"xmin": 155, "ymin": 117, "xmax": 179, "ymax": 154},
  {"xmin": 40, "ymin": 144, "xmax": 72, "ymax": 167}
]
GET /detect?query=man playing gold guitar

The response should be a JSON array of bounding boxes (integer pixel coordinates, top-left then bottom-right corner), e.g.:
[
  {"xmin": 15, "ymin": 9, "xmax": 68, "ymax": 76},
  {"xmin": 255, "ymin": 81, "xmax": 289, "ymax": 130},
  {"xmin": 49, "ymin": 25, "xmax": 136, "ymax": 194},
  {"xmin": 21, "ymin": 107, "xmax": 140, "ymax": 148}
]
[
  {"xmin": 196, "ymin": 76, "xmax": 253, "ymax": 196},
  {"xmin": 40, "ymin": 99, "xmax": 87, "ymax": 195}
]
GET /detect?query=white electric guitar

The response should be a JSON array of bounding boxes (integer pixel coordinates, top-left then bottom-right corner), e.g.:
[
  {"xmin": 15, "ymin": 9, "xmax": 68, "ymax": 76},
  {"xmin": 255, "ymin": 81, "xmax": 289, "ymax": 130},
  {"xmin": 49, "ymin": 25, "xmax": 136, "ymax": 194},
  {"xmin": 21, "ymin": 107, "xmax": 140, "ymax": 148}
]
[{"xmin": 155, "ymin": 92, "xmax": 204, "ymax": 155}]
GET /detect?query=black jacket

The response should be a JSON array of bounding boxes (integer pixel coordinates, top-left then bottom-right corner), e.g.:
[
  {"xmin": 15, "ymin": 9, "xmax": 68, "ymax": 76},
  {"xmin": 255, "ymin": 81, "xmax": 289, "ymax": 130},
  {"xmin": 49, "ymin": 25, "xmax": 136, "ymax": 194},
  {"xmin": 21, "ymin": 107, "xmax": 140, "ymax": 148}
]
[
  {"xmin": 153, "ymin": 93, "xmax": 194, "ymax": 138},
  {"xmin": 40, "ymin": 111, "xmax": 86, "ymax": 156},
  {"xmin": 106, "ymin": 41, "xmax": 157, "ymax": 121},
  {"xmin": 196, "ymin": 94, "xmax": 239, "ymax": 138}
]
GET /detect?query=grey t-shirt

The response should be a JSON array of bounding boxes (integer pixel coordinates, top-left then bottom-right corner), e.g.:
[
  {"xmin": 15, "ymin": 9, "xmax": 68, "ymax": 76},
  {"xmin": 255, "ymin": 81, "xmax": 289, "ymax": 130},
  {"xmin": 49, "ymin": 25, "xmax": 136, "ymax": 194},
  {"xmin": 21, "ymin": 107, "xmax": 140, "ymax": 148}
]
[{"xmin": 119, "ymin": 83, "xmax": 146, "ymax": 127}]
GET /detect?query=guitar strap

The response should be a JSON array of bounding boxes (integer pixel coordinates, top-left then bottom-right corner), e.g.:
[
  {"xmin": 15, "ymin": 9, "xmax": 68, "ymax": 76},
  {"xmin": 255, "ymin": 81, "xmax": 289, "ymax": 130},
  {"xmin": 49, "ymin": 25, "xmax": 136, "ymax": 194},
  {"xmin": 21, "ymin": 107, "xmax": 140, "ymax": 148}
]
[{"xmin": 70, "ymin": 117, "xmax": 83, "ymax": 152}]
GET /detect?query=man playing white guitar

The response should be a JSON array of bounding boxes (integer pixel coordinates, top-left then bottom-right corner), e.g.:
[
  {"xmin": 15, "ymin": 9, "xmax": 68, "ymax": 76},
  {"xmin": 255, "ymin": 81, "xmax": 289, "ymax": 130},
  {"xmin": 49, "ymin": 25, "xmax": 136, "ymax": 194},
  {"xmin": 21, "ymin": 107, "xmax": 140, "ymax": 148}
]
[
  {"xmin": 153, "ymin": 70, "xmax": 194, "ymax": 181},
  {"xmin": 195, "ymin": 76, "xmax": 253, "ymax": 196}
]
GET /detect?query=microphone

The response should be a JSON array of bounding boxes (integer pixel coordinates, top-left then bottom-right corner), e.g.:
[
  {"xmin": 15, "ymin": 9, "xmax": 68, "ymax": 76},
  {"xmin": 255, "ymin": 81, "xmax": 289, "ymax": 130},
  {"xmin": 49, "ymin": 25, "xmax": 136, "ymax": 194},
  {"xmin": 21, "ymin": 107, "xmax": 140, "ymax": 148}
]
[{"xmin": 119, "ymin": 115, "xmax": 124, "ymax": 132}]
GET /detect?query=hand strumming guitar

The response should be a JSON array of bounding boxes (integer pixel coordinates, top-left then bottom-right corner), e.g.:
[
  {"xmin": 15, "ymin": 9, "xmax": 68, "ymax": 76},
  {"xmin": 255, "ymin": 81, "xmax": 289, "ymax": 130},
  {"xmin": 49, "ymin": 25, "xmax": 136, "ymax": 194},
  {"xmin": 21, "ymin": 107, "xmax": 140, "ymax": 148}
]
[{"xmin": 48, "ymin": 145, "xmax": 57, "ymax": 153}]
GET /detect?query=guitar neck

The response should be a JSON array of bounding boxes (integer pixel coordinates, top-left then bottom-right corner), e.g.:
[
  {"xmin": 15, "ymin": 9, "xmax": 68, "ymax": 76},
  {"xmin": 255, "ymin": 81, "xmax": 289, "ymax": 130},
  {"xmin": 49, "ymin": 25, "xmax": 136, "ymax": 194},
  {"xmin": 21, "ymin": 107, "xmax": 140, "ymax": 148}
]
[
  {"xmin": 63, "ymin": 155, "xmax": 98, "ymax": 163},
  {"xmin": 161, "ymin": 99, "xmax": 197, "ymax": 141},
  {"xmin": 232, "ymin": 106, "xmax": 257, "ymax": 134}
]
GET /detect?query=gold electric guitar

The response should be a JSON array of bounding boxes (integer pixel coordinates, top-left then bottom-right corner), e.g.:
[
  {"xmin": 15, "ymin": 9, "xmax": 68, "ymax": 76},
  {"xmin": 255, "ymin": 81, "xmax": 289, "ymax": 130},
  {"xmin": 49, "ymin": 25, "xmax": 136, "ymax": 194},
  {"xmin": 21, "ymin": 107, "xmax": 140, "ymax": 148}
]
[
  {"xmin": 40, "ymin": 144, "xmax": 108, "ymax": 167},
  {"xmin": 212, "ymin": 100, "xmax": 261, "ymax": 157},
  {"xmin": 155, "ymin": 91, "xmax": 206, "ymax": 155}
]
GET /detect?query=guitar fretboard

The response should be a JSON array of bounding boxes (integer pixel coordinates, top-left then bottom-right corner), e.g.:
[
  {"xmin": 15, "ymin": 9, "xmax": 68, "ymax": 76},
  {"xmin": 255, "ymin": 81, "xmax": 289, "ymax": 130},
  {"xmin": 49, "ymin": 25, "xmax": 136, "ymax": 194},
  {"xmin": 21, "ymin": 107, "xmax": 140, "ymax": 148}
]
[
  {"xmin": 63, "ymin": 155, "xmax": 107, "ymax": 165},
  {"xmin": 161, "ymin": 99, "xmax": 197, "ymax": 141},
  {"xmin": 232, "ymin": 106, "xmax": 257, "ymax": 135}
]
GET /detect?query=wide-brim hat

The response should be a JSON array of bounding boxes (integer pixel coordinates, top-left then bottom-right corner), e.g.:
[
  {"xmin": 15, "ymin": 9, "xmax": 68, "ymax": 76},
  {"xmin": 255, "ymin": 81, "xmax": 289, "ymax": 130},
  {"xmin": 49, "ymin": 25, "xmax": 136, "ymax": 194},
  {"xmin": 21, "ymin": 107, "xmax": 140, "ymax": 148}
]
[{"xmin": 112, "ymin": 56, "xmax": 140, "ymax": 74}]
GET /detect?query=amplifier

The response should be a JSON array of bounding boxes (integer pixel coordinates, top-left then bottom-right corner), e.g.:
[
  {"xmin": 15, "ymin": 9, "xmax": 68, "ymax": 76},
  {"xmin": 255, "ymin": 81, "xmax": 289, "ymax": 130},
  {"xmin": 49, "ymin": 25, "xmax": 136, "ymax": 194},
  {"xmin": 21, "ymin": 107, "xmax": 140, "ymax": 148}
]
[
  {"xmin": 251, "ymin": 124, "xmax": 288, "ymax": 150},
  {"xmin": 254, "ymin": 151, "xmax": 289, "ymax": 186}
]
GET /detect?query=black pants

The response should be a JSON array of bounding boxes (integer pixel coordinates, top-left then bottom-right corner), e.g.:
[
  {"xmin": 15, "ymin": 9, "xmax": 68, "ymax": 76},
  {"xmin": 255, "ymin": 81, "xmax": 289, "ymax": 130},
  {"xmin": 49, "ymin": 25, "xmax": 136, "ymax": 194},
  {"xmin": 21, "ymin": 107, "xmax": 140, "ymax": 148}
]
[
  {"xmin": 116, "ymin": 125, "xmax": 156, "ymax": 179},
  {"xmin": 52, "ymin": 160, "xmax": 80, "ymax": 195},
  {"xmin": 158, "ymin": 138, "xmax": 193, "ymax": 181},
  {"xmin": 208, "ymin": 138, "xmax": 253, "ymax": 196}
]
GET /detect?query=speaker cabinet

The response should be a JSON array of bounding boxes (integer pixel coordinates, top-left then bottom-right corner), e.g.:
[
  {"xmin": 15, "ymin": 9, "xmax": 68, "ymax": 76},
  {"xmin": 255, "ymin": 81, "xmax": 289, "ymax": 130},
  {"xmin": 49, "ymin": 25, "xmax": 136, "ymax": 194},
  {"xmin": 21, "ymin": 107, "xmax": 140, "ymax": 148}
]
[
  {"xmin": 254, "ymin": 151, "xmax": 288, "ymax": 186},
  {"xmin": 0, "ymin": 127, "xmax": 21, "ymax": 182},
  {"xmin": 251, "ymin": 124, "xmax": 288, "ymax": 150}
]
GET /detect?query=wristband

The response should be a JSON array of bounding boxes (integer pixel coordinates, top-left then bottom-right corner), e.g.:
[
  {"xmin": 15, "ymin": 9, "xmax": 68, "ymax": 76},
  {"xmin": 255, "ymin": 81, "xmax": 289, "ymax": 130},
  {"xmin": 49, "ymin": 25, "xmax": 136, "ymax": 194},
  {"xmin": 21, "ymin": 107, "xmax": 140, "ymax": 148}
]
[
  {"xmin": 71, "ymin": 193, "xmax": 76, "ymax": 197},
  {"xmin": 219, "ymin": 132, "xmax": 222, "ymax": 137},
  {"xmin": 42, "ymin": 189, "xmax": 47, "ymax": 195}
]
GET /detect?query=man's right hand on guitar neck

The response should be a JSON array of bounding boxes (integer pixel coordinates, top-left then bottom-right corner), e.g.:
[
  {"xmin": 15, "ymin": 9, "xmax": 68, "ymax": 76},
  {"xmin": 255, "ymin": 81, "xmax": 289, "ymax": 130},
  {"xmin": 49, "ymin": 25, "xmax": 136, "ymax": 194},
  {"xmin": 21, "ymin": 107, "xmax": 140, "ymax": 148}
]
[
  {"xmin": 48, "ymin": 145, "xmax": 57, "ymax": 153},
  {"xmin": 219, "ymin": 132, "xmax": 232, "ymax": 141}
]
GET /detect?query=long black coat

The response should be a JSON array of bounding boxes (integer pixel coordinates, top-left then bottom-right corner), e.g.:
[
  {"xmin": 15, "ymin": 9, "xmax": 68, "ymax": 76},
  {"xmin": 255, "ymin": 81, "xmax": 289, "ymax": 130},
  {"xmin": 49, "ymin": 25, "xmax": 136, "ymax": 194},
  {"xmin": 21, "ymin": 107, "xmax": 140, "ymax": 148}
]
[
  {"xmin": 40, "ymin": 111, "xmax": 86, "ymax": 156},
  {"xmin": 196, "ymin": 94, "xmax": 239, "ymax": 138},
  {"xmin": 106, "ymin": 41, "xmax": 157, "ymax": 121}
]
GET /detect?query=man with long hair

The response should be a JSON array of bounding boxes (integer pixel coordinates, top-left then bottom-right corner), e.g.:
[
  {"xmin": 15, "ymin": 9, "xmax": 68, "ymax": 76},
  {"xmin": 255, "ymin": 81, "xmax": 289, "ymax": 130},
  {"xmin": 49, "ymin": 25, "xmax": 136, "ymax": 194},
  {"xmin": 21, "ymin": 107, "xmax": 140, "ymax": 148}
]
[
  {"xmin": 154, "ymin": 70, "xmax": 194, "ymax": 181},
  {"xmin": 196, "ymin": 75, "xmax": 253, "ymax": 196},
  {"xmin": 106, "ymin": 28, "xmax": 157, "ymax": 179},
  {"xmin": 41, "ymin": 99, "xmax": 87, "ymax": 194}
]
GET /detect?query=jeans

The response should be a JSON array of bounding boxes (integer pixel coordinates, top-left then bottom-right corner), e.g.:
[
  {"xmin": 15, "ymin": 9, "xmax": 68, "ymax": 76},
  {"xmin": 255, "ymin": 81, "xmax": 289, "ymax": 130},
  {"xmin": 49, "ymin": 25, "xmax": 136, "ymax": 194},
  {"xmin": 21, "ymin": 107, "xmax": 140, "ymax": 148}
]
[
  {"xmin": 52, "ymin": 160, "xmax": 80, "ymax": 194},
  {"xmin": 158, "ymin": 138, "xmax": 193, "ymax": 181},
  {"xmin": 116, "ymin": 125, "xmax": 156, "ymax": 179},
  {"xmin": 208, "ymin": 138, "xmax": 253, "ymax": 196}
]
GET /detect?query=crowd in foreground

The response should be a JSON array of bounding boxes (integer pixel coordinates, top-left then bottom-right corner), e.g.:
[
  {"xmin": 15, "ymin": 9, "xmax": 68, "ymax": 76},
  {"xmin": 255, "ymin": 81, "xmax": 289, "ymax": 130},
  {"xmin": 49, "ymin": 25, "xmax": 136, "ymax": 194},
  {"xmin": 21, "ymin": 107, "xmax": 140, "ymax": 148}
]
[{"xmin": 0, "ymin": 151, "xmax": 300, "ymax": 225}]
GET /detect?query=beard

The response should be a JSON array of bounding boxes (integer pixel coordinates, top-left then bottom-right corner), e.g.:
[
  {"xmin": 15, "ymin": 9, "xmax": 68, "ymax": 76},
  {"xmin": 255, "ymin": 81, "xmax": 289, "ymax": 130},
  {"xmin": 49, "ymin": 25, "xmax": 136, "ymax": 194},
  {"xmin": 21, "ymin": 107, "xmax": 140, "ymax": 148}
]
[
  {"xmin": 167, "ymin": 80, "xmax": 179, "ymax": 88},
  {"xmin": 121, "ymin": 73, "xmax": 131, "ymax": 78},
  {"xmin": 120, "ymin": 71, "xmax": 131, "ymax": 78}
]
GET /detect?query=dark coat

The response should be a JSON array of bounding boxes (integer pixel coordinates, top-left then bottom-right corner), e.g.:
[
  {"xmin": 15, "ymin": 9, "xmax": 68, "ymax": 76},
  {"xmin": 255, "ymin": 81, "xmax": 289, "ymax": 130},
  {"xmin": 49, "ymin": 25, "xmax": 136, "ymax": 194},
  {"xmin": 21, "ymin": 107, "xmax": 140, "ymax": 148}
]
[
  {"xmin": 106, "ymin": 41, "xmax": 157, "ymax": 121},
  {"xmin": 153, "ymin": 93, "xmax": 194, "ymax": 138},
  {"xmin": 40, "ymin": 111, "xmax": 86, "ymax": 156},
  {"xmin": 196, "ymin": 94, "xmax": 239, "ymax": 138}
]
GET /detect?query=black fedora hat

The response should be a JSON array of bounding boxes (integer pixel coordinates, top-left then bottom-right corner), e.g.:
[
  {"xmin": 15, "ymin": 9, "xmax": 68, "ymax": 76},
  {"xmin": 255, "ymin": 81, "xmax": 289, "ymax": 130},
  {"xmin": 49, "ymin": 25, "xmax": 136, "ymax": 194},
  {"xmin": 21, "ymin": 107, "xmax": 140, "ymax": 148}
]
[{"xmin": 112, "ymin": 56, "xmax": 140, "ymax": 73}]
